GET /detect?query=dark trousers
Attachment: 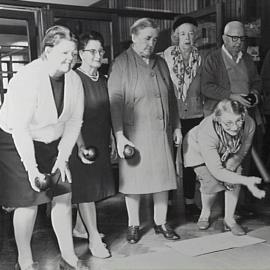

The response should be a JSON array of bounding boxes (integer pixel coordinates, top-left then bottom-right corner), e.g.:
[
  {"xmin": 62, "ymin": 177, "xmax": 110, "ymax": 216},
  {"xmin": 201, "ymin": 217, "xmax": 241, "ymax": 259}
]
[
  {"xmin": 262, "ymin": 115, "xmax": 270, "ymax": 168},
  {"xmin": 181, "ymin": 117, "xmax": 203, "ymax": 200}
]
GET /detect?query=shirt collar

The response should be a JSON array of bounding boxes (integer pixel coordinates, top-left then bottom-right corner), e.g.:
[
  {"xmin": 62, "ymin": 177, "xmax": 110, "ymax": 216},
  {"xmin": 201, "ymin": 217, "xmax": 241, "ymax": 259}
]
[{"xmin": 222, "ymin": 45, "xmax": 243, "ymax": 63}]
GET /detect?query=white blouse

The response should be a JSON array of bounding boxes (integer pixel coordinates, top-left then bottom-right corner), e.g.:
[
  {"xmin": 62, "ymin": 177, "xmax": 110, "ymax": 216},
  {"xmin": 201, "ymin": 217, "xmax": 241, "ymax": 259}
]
[{"xmin": 0, "ymin": 58, "xmax": 84, "ymax": 174}]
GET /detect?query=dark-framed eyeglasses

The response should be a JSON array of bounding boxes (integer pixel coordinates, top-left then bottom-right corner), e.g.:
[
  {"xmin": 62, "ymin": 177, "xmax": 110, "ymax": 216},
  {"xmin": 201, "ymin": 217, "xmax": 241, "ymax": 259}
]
[
  {"xmin": 83, "ymin": 49, "xmax": 105, "ymax": 56},
  {"xmin": 226, "ymin": 34, "xmax": 246, "ymax": 42},
  {"xmin": 220, "ymin": 118, "xmax": 245, "ymax": 129}
]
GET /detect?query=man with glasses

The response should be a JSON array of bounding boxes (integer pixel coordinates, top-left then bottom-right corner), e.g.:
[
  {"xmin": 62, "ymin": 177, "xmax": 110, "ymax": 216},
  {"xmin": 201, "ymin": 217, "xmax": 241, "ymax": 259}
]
[{"xmin": 201, "ymin": 20, "xmax": 261, "ymax": 117}]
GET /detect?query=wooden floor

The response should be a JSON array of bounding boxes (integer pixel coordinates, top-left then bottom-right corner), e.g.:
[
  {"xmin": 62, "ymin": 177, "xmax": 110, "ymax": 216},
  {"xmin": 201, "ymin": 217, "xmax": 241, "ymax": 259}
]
[{"xmin": 1, "ymin": 189, "xmax": 270, "ymax": 270}]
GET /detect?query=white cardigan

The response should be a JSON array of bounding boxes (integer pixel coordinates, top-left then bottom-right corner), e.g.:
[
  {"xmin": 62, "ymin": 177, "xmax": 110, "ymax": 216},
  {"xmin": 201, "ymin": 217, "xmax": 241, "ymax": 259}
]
[{"xmin": 0, "ymin": 58, "xmax": 84, "ymax": 173}]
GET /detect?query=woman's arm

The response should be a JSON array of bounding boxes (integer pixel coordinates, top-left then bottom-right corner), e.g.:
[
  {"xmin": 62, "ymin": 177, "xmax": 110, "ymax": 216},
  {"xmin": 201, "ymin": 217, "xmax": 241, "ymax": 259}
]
[
  {"xmin": 108, "ymin": 59, "xmax": 134, "ymax": 158},
  {"xmin": 54, "ymin": 75, "xmax": 84, "ymax": 181},
  {"xmin": 57, "ymin": 77, "xmax": 84, "ymax": 164},
  {"xmin": 7, "ymin": 72, "xmax": 41, "ymax": 191},
  {"xmin": 198, "ymin": 125, "xmax": 252, "ymax": 184},
  {"xmin": 107, "ymin": 60, "xmax": 124, "ymax": 133}
]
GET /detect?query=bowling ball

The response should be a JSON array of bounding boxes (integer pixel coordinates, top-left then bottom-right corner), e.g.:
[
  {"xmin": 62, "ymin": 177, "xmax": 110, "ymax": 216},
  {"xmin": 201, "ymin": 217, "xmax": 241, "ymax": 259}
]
[
  {"xmin": 244, "ymin": 93, "xmax": 256, "ymax": 106},
  {"xmin": 84, "ymin": 146, "xmax": 98, "ymax": 162},
  {"xmin": 35, "ymin": 174, "xmax": 51, "ymax": 191},
  {"xmin": 123, "ymin": 145, "xmax": 135, "ymax": 159}
]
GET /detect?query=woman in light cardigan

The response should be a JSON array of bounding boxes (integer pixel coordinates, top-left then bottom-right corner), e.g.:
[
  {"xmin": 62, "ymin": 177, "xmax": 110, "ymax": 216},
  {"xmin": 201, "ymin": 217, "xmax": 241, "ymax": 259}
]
[
  {"xmin": 0, "ymin": 26, "xmax": 84, "ymax": 270},
  {"xmin": 183, "ymin": 99, "xmax": 265, "ymax": 235}
]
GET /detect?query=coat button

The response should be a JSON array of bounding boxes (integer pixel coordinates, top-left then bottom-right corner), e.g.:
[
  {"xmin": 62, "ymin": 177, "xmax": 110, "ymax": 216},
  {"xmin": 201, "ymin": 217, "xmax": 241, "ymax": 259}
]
[
  {"xmin": 150, "ymin": 72, "xmax": 156, "ymax": 77},
  {"xmin": 155, "ymin": 93, "xmax": 161, "ymax": 98}
]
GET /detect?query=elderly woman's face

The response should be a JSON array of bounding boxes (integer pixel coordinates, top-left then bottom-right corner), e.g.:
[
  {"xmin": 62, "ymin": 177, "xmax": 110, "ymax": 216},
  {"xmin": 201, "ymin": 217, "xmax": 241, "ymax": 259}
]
[
  {"xmin": 132, "ymin": 27, "xmax": 159, "ymax": 58},
  {"xmin": 45, "ymin": 39, "xmax": 78, "ymax": 74},
  {"xmin": 218, "ymin": 111, "xmax": 244, "ymax": 136},
  {"xmin": 80, "ymin": 40, "xmax": 104, "ymax": 70},
  {"xmin": 176, "ymin": 23, "xmax": 196, "ymax": 50}
]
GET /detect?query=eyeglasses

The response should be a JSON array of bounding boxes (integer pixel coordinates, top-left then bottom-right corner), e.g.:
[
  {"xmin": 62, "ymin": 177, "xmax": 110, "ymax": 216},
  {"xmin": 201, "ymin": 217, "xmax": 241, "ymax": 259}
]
[
  {"xmin": 225, "ymin": 34, "xmax": 246, "ymax": 42},
  {"xmin": 220, "ymin": 119, "xmax": 244, "ymax": 129},
  {"xmin": 83, "ymin": 49, "xmax": 105, "ymax": 56}
]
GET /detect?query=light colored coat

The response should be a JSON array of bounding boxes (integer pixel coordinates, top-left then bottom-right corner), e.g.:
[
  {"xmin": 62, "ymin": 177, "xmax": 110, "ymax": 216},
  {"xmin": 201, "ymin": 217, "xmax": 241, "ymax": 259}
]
[
  {"xmin": 108, "ymin": 47, "xmax": 180, "ymax": 194},
  {"xmin": 183, "ymin": 114, "xmax": 255, "ymax": 183},
  {"xmin": 0, "ymin": 58, "xmax": 84, "ymax": 173}
]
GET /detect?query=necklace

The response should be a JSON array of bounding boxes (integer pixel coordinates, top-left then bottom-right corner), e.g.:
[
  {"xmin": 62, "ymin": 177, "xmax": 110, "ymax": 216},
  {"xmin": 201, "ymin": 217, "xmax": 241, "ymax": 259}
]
[{"xmin": 78, "ymin": 67, "xmax": 99, "ymax": 81}]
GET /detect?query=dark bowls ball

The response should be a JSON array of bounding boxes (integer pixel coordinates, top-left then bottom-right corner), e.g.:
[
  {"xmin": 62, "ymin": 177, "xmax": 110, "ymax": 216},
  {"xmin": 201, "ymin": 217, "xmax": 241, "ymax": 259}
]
[
  {"xmin": 123, "ymin": 145, "xmax": 135, "ymax": 159},
  {"xmin": 84, "ymin": 146, "xmax": 98, "ymax": 162},
  {"xmin": 35, "ymin": 174, "xmax": 51, "ymax": 191},
  {"xmin": 244, "ymin": 93, "xmax": 256, "ymax": 106}
]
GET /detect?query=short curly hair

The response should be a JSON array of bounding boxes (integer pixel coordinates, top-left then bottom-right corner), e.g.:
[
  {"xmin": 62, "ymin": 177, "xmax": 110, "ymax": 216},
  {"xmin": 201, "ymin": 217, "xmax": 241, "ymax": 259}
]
[
  {"xmin": 78, "ymin": 31, "xmax": 104, "ymax": 51},
  {"xmin": 41, "ymin": 25, "xmax": 77, "ymax": 52},
  {"xmin": 214, "ymin": 99, "xmax": 247, "ymax": 118},
  {"xmin": 130, "ymin": 18, "xmax": 159, "ymax": 36}
]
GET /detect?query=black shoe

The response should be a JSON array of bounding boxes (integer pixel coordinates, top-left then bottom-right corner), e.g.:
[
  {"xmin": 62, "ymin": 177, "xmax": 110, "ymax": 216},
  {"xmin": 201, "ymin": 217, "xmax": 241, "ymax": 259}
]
[
  {"xmin": 185, "ymin": 204, "xmax": 201, "ymax": 217},
  {"xmin": 127, "ymin": 226, "xmax": 140, "ymax": 244},
  {"xmin": 154, "ymin": 224, "xmax": 180, "ymax": 240}
]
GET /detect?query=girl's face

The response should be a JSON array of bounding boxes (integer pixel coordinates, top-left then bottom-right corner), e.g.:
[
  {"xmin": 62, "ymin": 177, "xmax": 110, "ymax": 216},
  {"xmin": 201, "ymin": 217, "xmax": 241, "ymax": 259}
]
[
  {"xmin": 45, "ymin": 39, "xmax": 78, "ymax": 75},
  {"xmin": 218, "ymin": 111, "xmax": 244, "ymax": 136},
  {"xmin": 176, "ymin": 23, "xmax": 196, "ymax": 50},
  {"xmin": 79, "ymin": 40, "xmax": 104, "ymax": 70}
]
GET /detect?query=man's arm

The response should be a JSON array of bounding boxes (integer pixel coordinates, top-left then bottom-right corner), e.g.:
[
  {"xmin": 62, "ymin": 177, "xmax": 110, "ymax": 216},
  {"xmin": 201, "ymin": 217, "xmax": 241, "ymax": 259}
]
[{"xmin": 201, "ymin": 52, "xmax": 231, "ymax": 101}]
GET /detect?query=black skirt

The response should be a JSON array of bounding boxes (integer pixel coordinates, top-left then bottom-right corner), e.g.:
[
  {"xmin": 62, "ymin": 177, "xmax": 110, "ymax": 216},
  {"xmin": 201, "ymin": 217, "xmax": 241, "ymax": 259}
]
[{"xmin": 0, "ymin": 128, "xmax": 71, "ymax": 208}]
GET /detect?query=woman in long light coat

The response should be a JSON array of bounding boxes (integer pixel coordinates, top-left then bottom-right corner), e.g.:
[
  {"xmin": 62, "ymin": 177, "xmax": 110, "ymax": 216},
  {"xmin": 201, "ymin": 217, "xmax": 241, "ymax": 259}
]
[{"xmin": 108, "ymin": 18, "xmax": 182, "ymax": 244}]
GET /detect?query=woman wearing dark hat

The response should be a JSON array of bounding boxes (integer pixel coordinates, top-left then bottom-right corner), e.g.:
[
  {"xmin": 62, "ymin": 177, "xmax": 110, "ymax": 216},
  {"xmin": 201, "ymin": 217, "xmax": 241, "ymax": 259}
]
[{"xmin": 163, "ymin": 16, "xmax": 204, "ymax": 217}]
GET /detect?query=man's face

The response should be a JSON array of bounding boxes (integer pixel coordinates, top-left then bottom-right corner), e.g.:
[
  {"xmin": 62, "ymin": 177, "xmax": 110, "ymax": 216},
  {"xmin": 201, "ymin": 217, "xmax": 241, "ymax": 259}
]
[{"xmin": 222, "ymin": 25, "xmax": 245, "ymax": 57}]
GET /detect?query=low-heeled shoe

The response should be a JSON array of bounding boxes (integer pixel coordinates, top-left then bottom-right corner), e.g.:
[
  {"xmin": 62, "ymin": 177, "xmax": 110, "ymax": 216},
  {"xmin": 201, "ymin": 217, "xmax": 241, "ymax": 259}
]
[
  {"xmin": 224, "ymin": 221, "xmax": 246, "ymax": 236},
  {"xmin": 154, "ymin": 224, "xmax": 180, "ymax": 240},
  {"xmin": 14, "ymin": 262, "xmax": 39, "ymax": 270},
  {"xmin": 89, "ymin": 242, "xmax": 111, "ymax": 258},
  {"xmin": 59, "ymin": 257, "xmax": 88, "ymax": 270},
  {"xmin": 59, "ymin": 257, "xmax": 76, "ymax": 270},
  {"xmin": 197, "ymin": 218, "xmax": 210, "ymax": 230},
  {"xmin": 126, "ymin": 225, "xmax": 140, "ymax": 244}
]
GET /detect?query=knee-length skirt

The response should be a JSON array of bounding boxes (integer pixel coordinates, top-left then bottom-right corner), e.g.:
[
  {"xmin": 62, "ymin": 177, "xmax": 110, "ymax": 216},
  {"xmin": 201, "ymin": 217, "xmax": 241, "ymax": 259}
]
[{"xmin": 0, "ymin": 128, "xmax": 71, "ymax": 208}]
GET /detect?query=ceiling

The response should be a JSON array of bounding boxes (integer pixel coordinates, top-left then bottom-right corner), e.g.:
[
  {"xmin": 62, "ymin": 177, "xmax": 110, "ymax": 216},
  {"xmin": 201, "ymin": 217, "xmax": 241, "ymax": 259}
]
[{"xmin": 18, "ymin": 0, "xmax": 101, "ymax": 6}]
